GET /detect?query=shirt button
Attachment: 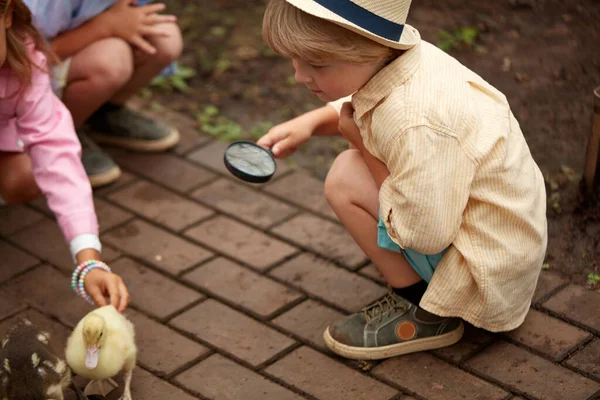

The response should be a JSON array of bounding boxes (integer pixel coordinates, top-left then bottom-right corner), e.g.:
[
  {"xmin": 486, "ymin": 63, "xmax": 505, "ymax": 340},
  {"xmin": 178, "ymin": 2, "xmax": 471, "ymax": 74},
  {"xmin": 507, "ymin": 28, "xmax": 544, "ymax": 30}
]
[{"xmin": 17, "ymin": 139, "xmax": 24, "ymax": 148}]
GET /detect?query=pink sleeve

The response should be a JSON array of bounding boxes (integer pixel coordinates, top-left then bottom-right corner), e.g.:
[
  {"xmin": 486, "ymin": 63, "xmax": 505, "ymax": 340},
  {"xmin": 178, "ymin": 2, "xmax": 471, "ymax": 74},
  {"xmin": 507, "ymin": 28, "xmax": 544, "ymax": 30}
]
[{"xmin": 15, "ymin": 50, "xmax": 98, "ymax": 243}]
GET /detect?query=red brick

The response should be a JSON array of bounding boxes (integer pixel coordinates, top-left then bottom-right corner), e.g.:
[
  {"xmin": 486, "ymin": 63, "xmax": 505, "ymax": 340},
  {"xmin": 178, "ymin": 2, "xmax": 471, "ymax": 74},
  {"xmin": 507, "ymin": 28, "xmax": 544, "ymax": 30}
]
[
  {"xmin": 9, "ymin": 218, "xmax": 73, "ymax": 272},
  {"xmin": 543, "ymin": 284, "xmax": 600, "ymax": 333},
  {"xmin": 265, "ymin": 171, "xmax": 338, "ymax": 220},
  {"xmin": 270, "ymin": 253, "xmax": 386, "ymax": 312},
  {"xmin": 170, "ymin": 299, "xmax": 295, "ymax": 367},
  {"xmin": 28, "ymin": 197, "xmax": 133, "ymax": 234},
  {"xmin": 175, "ymin": 354, "xmax": 302, "ymax": 400},
  {"xmin": 184, "ymin": 216, "xmax": 297, "ymax": 271},
  {"xmin": 102, "ymin": 244, "xmax": 123, "ymax": 263},
  {"xmin": 0, "ymin": 205, "xmax": 43, "ymax": 236},
  {"xmin": 111, "ymin": 258, "xmax": 203, "ymax": 319},
  {"xmin": 125, "ymin": 367, "xmax": 198, "ymax": 400},
  {"xmin": 0, "ymin": 239, "xmax": 39, "ymax": 283},
  {"xmin": 128, "ymin": 98, "xmax": 211, "ymax": 155},
  {"xmin": 265, "ymin": 346, "xmax": 398, "ymax": 400},
  {"xmin": 183, "ymin": 258, "xmax": 302, "ymax": 318},
  {"xmin": 0, "ymin": 309, "xmax": 72, "ymax": 355},
  {"xmin": 0, "ymin": 292, "xmax": 27, "ymax": 321},
  {"xmin": 271, "ymin": 213, "xmax": 367, "ymax": 270},
  {"xmin": 272, "ymin": 299, "xmax": 345, "ymax": 350},
  {"xmin": 125, "ymin": 309, "xmax": 209, "ymax": 375},
  {"xmin": 187, "ymin": 140, "xmax": 290, "ymax": 178},
  {"xmin": 108, "ymin": 180, "xmax": 214, "ymax": 231},
  {"xmin": 359, "ymin": 264, "xmax": 386, "ymax": 284},
  {"xmin": 103, "ymin": 220, "xmax": 213, "ymax": 275},
  {"xmin": 433, "ymin": 322, "xmax": 495, "ymax": 363},
  {"xmin": 565, "ymin": 339, "xmax": 600, "ymax": 379},
  {"xmin": 1, "ymin": 265, "xmax": 93, "ymax": 327},
  {"xmin": 190, "ymin": 179, "xmax": 297, "ymax": 229},
  {"xmin": 506, "ymin": 309, "xmax": 590, "ymax": 361},
  {"xmin": 533, "ymin": 270, "xmax": 568, "ymax": 303},
  {"xmin": 466, "ymin": 341, "xmax": 600, "ymax": 400},
  {"xmin": 113, "ymin": 152, "xmax": 216, "ymax": 193},
  {"xmin": 373, "ymin": 353, "xmax": 507, "ymax": 400}
]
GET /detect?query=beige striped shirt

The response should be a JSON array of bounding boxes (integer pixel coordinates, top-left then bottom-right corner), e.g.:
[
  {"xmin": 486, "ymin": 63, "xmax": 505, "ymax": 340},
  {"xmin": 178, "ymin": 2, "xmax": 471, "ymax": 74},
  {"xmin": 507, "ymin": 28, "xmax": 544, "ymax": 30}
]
[{"xmin": 330, "ymin": 38, "xmax": 547, "ymax": 332}]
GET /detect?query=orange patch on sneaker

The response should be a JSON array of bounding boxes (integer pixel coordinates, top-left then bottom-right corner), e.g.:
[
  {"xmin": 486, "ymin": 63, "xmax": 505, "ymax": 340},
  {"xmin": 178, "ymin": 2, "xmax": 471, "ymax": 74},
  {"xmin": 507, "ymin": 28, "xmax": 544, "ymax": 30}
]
[{"xmin": 396, "ymin": 321, "xmax": 417, "ymax": 341}]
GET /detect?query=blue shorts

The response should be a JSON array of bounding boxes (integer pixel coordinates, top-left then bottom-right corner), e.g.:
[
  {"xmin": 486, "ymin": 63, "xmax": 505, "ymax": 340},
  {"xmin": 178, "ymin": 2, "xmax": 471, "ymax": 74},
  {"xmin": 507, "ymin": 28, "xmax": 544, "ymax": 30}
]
[{"xmin": 377, "ymin": 217, "xmax": 448, "ymax": 283}]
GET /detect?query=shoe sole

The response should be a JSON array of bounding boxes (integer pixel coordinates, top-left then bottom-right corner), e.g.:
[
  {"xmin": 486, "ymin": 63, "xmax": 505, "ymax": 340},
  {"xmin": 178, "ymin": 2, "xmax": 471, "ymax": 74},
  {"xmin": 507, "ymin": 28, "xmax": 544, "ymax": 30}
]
[
  {"xmin": 323, "ymin": 320, "xmax": 464, "ymax": 360},
  {"xmin": 88, "ymin": 128, "xmax": 181, "ymax": 153},
  {"xmin": 89, "ymin": 166, "xmax": 122, "ymax": 189}
]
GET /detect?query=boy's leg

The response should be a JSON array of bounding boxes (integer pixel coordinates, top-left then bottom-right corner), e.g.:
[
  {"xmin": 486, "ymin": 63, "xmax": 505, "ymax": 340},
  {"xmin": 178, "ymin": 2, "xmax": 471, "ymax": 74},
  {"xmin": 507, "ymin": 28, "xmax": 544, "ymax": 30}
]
[
  {"xmin": 85, "ymin": 23, "xmax": 183, "ymax": 152},
  {"xmin": 0, "ymin": 152, "xmax": 41, "ymax": 204},
  {"xmin": 323, "ymin": 149, "xmax": 463, "ymax": 360},
  {"xmin": 61, "ymin": 38, "xmax": 131, "ymax": 187}
]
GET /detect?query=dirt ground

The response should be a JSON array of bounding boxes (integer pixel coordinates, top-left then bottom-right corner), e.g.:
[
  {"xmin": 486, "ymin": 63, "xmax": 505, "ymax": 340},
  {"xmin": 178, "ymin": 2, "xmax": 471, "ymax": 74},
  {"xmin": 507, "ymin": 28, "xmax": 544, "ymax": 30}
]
[{"xmin": 141, "ymin": 0, "xmax": 600, "ymax": 284}]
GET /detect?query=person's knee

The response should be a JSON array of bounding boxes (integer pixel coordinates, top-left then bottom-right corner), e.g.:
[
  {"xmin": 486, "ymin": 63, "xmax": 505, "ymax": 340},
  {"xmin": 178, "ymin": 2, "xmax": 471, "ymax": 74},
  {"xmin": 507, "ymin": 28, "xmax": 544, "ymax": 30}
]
[
  {"xmin": 324, "ymin": 149, "xmax": 362, "ymax": 206},
  {"xmin": 87, "ymin": 38, "xmax": 134, "ymax": 89},
  {"xmin": 152, "ymin": 23, "xmax": 184, "ymax": 66},
  {"xmin": 0, "ymin": 168, "xmax": 40, "ymax": 204}
]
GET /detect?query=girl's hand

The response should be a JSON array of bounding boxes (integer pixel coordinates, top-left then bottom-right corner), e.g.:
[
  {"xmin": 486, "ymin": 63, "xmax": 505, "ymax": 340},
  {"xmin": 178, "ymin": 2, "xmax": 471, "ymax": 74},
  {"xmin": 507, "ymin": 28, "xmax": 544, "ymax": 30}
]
[
  {"xmin": 84, "ymin": 269, "xmax": 130, "ymax": 313},
  {"xmin": 76, "ymin": 248, "xmax": 130, "ymax": 312},
  {"xmin": 257, "ymin": 118, "xmax": 313, "ymax": 158},
  {"xmin": 102, "ymin": 0, "xmax": 177, "ymax": 54},
  {"xmin": 338, "ymin": 102, "xmax": 364, "ymax": 150}
]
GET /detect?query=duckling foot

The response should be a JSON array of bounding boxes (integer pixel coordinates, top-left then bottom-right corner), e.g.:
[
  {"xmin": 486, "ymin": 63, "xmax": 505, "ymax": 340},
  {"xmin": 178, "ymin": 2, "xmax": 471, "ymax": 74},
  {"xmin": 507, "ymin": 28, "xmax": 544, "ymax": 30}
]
[
  {"xmin": 118, "ymin": 370, "xmax": 133, "ymax": 400},
  {"xmin": 84, "ymin": 379, "xmax": 119, "ymax": 396}
]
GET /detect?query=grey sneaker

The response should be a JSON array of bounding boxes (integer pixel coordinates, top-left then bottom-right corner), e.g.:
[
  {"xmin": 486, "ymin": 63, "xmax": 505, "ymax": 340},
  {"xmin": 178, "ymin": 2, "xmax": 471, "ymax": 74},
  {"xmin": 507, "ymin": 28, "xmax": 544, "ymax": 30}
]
[
  {"xmin": 78, "ymin": 128, "xmax": 122, "ymax": 188},
  {"xmin": 324, "ymin": 289, "xmax": 464, "ymax": 360},
  {"xmin": 87, "ymin": 105, "xmax": 180, "ymax": 152}
]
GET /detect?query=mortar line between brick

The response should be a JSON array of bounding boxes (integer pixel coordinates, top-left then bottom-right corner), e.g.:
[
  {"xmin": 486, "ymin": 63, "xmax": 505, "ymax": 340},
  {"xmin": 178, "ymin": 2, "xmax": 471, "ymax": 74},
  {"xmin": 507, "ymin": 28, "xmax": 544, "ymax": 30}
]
[
  {"xmin": 177, "ymin": 254, "xmax": 220, "ymax": 277},
  {"xmin": 532, "ymin": 280, "xmax": 571, "ymax": 306},
  {"xmin": 0, "ymin": 256, "xmax": 44, "ymax": 283},
  {"xmin": 533, "ymin": 304, "xmax": 600, "ymax": 337},
  {"xmin": 163, "ymin": 350, "xmax": 215, "ymax": 381},
  {"xmin": 499, "ymin": 331, "xmax": 596, "ymax": 367},
  {"xmin": 100, "ymin": 171, "xmax": 362, "ymax": 271},
  {"xmin": 0, "ymin": 305, "xmax": 31, "ymax": 324},
  {"xmin": 587, "ymin": 388, "xmax": 600, "ymax": 400},
  {"xmin": 93, "ymin": 175, "xmax": 141, "ymax": 198}
]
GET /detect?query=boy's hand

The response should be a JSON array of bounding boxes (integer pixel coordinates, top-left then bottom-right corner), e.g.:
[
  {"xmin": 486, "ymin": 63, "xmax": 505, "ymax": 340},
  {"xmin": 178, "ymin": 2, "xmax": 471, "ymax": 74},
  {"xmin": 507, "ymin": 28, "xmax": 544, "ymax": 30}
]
[
  {"xmin": 103, "ymin": 0, "xmax": 177, "ymax": 54},
  {"xmin": 338, "ymin": 102, "xmax": 364, "ymax": 150},
  {"xmin": 84, "ymin": 269, "xmax": 130, "ymax": 313},
  {"xmin": 257, "ymin": 119, "xmax": 313, "ymax": 158}
]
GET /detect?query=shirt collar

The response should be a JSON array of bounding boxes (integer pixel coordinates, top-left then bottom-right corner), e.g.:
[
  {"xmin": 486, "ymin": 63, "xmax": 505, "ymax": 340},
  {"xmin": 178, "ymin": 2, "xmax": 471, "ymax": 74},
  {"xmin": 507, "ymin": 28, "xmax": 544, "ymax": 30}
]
[{"xmin": 352, "ymin": 38, "xmax": 422, "ymax": 120}]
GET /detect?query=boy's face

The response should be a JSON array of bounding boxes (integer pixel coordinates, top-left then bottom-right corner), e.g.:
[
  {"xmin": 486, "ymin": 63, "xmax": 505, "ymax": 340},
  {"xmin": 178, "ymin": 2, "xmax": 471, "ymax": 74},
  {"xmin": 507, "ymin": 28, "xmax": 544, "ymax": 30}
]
[{"xmin": 292, "ymin": 58, "xmax": 384, "ymax": 102}]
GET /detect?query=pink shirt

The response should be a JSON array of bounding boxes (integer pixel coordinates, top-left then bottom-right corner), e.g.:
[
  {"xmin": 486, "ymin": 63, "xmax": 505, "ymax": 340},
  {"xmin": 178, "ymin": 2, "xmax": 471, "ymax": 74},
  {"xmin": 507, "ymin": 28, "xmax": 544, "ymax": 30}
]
[{"xmin": 0, "ymin": 48, "xmax": 99, "ymax": 248}]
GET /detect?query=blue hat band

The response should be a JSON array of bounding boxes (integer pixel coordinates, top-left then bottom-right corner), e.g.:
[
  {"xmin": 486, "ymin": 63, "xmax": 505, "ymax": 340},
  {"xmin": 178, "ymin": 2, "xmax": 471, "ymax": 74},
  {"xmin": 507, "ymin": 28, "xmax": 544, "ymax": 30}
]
[{"xmin": 312, "ymin": 0, "xmax": 405, "ymax": 41}]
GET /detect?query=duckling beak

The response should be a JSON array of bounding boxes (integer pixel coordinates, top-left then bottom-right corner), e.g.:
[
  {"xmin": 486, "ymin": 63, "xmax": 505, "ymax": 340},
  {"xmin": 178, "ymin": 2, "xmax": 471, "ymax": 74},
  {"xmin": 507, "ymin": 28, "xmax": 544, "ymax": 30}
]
[{"xmin": 85, "ymin": 345, "xmax": 99, "ymax": 369}]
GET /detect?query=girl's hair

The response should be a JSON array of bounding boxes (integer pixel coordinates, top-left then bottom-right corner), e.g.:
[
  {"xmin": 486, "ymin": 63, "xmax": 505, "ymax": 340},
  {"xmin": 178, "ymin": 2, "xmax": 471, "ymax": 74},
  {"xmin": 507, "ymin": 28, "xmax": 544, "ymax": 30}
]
[
  {"xmin": 1, "ymin": 0, "xmax": 54, "ymax": 86},
  {"xmin": 263, "ymin": 0, "xmax": 401, "ymax": 65}
]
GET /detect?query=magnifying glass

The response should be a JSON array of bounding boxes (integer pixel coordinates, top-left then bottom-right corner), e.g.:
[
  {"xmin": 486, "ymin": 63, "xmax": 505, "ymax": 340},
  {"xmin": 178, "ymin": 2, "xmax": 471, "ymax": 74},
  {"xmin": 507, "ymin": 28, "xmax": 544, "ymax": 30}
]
[{"xmin": 223, "ymin": 141, "xmax": 277, "ymax": 184}]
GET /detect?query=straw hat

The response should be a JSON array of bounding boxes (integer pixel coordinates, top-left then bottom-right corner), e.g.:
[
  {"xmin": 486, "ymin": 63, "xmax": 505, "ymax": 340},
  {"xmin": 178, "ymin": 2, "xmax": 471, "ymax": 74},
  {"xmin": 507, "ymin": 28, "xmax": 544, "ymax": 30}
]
[{"xmin": 286, "ymin": 0, "xmax": 420, "ymax": 49}]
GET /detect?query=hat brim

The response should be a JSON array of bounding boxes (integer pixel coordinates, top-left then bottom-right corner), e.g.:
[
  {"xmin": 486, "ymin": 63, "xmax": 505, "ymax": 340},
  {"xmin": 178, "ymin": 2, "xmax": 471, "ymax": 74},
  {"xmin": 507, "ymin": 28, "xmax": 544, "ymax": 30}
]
[{"xmin": 286, "ymin": 0, "xmax": 419, "ymax": 50}]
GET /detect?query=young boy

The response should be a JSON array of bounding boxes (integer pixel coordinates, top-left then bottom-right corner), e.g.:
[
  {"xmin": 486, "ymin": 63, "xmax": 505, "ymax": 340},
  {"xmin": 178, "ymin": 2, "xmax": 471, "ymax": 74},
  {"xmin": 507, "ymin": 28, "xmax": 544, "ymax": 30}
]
[
  {"xmin": 23, "ymin": 0, "xmax": 183, "ymax": 187},
  {"xmin": 258, "ymin": 0, "xmax": 548, "ymax": 360}
]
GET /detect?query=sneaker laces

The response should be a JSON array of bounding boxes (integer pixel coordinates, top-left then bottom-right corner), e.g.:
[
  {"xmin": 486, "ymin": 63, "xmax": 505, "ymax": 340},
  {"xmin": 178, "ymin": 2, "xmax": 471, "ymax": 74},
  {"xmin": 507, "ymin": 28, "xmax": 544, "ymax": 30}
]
[{"xmin": 363, "ymin": 290, "xmax": 408, "ymax": 324}]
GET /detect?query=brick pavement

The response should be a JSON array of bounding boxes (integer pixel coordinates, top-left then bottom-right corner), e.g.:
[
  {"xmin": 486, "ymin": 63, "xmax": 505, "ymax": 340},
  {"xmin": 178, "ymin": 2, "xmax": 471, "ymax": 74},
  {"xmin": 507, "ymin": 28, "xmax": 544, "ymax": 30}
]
[{"xmin": 1, "ymin": 106, "xmax": 599, "ymax": 400}]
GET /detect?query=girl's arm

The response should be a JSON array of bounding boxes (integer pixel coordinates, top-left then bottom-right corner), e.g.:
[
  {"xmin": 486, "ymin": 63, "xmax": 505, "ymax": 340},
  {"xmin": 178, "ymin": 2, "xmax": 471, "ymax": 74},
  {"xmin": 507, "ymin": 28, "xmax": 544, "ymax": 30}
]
[{"xmin": 15, "ymin": 50, "xmax": 129, "ymax": 311}]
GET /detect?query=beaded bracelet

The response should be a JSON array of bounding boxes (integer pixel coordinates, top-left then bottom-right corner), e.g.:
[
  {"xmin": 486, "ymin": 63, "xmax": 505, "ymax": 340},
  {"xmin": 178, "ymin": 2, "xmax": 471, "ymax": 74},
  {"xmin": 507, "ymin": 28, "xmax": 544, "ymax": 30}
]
[{"xmin": 71, "ymin": 260, "xmax": 111, "ymax": 305}]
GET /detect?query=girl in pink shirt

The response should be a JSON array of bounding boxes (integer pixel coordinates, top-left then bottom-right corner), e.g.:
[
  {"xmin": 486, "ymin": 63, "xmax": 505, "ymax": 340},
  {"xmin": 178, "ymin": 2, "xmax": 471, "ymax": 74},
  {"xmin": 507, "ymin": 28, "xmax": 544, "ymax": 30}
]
[{"xmin": 0, "ymin": 0, "xmax": 129, "ymax": 312}]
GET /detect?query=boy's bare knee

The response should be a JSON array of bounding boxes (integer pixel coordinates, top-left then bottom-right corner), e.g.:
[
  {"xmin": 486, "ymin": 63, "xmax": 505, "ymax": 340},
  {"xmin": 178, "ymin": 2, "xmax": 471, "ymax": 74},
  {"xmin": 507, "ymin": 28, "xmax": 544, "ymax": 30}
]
[
  {"xmin": 88, "ymin": 38, "xmax": 134, "ymax": 88},
  {"xmin": 152, "ymin": 24, "xmax": 184, "ymax": 66},
  {"xmin": 325, "ymin": 149, "xmax": 362, "ymax": 204}
]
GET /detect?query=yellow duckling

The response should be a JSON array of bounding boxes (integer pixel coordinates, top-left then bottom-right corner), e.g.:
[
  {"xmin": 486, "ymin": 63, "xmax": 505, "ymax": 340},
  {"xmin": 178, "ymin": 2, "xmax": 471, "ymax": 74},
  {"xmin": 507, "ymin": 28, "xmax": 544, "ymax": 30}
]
[{"xmin": 65, "ymin": 305, "xmax": 136, "ymax": 400}]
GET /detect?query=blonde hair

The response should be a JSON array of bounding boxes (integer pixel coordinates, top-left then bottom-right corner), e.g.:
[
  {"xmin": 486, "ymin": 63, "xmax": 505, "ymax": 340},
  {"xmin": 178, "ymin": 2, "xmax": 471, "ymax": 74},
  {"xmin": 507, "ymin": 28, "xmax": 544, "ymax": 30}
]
[
  {"xmin": 1, "ymin": 0, "xmax": 54, "ymax": 89},
  {"xmin": 263, "ymin": 0, "xmax": 401, "ymax": 65}
]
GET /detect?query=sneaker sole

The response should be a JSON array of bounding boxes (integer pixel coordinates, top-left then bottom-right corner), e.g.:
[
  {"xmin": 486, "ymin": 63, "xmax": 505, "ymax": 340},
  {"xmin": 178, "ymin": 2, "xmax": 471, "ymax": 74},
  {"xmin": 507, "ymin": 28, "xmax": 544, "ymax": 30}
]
[
  {"xmin": 323, "ymin": 320, "xmax": 464, "ymax": 360},
  {"xmin": 88, "ymin": 166, "xmax": 122, "ymax": 189},
  {"xmin": 88, "ymin": 128, "xmax": 181, "ymax": 153}
]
